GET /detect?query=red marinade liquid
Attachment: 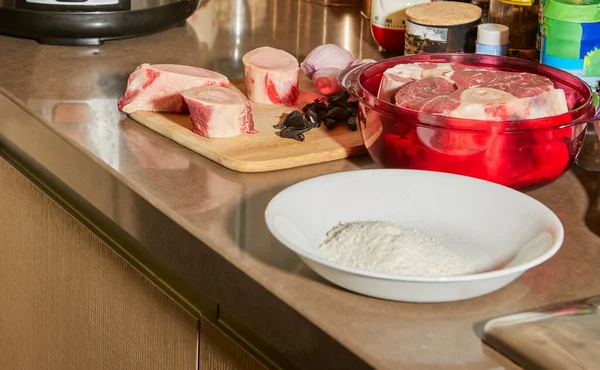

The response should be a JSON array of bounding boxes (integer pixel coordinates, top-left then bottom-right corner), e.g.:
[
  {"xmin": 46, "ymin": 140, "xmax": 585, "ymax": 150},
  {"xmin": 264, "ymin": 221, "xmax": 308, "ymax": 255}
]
[{"xmin": 371, "ymin": 25, "xmax": 406, "ymax": 53}]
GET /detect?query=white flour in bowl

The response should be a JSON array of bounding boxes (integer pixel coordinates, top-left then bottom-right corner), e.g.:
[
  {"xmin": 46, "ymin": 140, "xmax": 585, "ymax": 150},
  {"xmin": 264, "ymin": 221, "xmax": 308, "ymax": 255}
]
[{"xmin": 316, "ymin": 221, "xmax": 489, "ymax": 277}]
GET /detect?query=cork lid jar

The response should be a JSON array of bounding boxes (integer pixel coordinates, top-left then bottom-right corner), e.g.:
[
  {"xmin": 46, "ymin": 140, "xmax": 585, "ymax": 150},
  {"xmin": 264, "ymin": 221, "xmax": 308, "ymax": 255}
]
[{"xmin": 406, "ymin": 2, "xmax": 483, "ymax": 26}]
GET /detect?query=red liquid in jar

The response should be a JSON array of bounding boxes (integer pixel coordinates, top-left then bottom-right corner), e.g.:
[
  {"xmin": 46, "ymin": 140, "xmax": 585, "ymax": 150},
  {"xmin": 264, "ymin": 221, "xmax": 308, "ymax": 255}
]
[{"xmin": 371, "ymin": 25, "xmax": 405, "ymax": 53}]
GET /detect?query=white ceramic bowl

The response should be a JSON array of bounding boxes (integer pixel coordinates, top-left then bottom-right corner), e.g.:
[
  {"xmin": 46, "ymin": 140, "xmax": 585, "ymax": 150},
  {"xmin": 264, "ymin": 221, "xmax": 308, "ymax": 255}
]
[{"xmin": 265, "ymin": 169, "xmax": 564, "ymax": 303}]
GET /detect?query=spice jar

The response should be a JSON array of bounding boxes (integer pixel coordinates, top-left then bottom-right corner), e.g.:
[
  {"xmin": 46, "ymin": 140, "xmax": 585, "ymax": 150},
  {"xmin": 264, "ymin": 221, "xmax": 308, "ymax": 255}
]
[
  {"xmin": 489, "ymin": 0, "xmax": 539, "ymax": 60},
  {"xmin": 404, "ymin": 2, "xmax": 482, "ymax": 55},
  {"xmin": 540, "ymin": 0, "xmax": 600, "ymax": 90},
  {"xmin": 370, "ymin": 0, "xmax": 433, "ymax": 53}
]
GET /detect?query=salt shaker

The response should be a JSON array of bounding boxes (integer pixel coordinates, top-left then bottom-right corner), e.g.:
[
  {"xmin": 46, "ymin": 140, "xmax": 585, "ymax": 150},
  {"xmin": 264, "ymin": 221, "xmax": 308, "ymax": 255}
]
[{"xmin": 475, "ymin": 23, "xmax": 509, "ymax": 56}]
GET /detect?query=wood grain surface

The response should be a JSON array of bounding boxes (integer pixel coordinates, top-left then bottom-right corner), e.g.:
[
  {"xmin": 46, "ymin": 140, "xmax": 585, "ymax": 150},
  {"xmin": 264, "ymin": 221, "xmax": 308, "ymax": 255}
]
[
  {"xmin": 128, "ymin": 77, "xmax": 366, "ymax": 173},
  {"xmin": 0, "ymin": 157, "xmax": 199, "ymax": 370},
  {"xmin": 200, "ymin": 320, "xmax": 268, "ymax": 370}
]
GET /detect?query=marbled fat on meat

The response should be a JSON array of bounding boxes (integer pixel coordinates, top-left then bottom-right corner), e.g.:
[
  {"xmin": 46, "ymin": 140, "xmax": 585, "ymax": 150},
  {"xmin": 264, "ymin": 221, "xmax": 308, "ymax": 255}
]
[
  {"xmin": 117, "ymin": 64, "xmax": 229, "ymax": 113},
  {"xmin": 382, "ymin": 62, "xmax": 568, "ymax": 121},
  {"xmin": 242, "ymin": 46, "xmax": 299, "ymax": 106},
  {"xmin": 378, "ymin": 63, "xmax": 454, "ymax": 103},
  {"xmin": 181, "ymin": 86, "xmax": 256, "ymax": 139}
]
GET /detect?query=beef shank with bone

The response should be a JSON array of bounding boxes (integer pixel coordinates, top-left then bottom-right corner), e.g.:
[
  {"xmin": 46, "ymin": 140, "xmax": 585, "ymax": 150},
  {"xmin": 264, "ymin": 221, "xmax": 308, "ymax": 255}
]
[
  {"xmin": 378, "ymin": 62, "xmax": 569, "ymax": 121},
  {"xmin": 118, "ymin": 64, "xmax": 229, "ymax": 113},
  {"xmin": 181, "ymin": 85, "xmax": 256, "ymax": 139},
  {"xmin": 242, "ymin": 46, "xmax": 299, "ymax": 106}
]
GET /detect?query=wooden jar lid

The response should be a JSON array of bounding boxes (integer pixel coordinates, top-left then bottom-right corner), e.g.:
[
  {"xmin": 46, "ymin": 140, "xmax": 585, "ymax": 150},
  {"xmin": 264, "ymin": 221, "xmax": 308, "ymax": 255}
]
[{"xmin": 406, "ymin": 2, "xmax": 482, "ymax": 26}]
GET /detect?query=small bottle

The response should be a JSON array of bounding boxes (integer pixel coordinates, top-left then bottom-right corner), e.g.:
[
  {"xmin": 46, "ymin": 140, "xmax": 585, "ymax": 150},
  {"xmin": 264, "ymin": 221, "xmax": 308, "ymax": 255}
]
[
  {"xmin": 489, "ymin": 0, "xmax": 539, "ymax": 60},
  {"xmin": 475, "ymin": 23, "xmax": 509, "ymax": 56}
]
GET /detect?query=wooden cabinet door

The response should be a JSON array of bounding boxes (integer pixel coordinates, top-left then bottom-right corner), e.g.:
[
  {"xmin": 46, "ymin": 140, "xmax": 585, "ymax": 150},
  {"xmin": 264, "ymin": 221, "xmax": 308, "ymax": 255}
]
[{"xmin": 0, "ymin": 157, "xmax": 199, "ymax": 370}]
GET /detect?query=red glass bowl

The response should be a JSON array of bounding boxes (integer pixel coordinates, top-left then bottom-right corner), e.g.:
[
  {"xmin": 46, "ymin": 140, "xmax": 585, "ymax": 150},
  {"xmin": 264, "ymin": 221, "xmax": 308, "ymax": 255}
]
[{"xmin": 339, "ymin": 53, "xmax": 596, "ymax": 189}]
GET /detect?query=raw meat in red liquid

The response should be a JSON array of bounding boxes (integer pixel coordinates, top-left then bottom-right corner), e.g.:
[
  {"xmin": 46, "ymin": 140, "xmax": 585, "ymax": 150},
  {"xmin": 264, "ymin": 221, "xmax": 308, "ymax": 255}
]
[
  {"xmin": 181, "ymin": 86, "xmax": 257, "ymax": 139},
  {"xmin": 377, "ymin": 63, "xmax": 454, "ymax": 103},
  {"xmin": 117, "ymin": 64, "xmax": 229, "ymax": 113},
  {"xmin": 377, "ymin": 62, "xmax": 574, "ymax": 187},
  {"xmin": 394, "ymin": 68, "xmax": 567, "ymax": 121}
]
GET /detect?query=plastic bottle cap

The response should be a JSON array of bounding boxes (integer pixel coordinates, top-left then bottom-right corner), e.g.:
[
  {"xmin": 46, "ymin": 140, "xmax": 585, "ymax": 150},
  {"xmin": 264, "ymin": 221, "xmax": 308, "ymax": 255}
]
[{"xmin": 477, "ymin": 23, "xmax": 510, "ymax": 46}]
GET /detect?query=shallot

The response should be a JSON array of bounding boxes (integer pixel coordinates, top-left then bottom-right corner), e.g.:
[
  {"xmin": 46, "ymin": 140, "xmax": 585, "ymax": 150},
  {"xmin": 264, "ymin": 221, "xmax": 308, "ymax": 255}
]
[
  {"xmin": 300, "ymin": 44, "xmax": 354, "ymax": 79},
  {"xmin": 301, "ymin": 44, "xmax": 355, "ymax": 95},
  {"xmin": 312, "ymin": 67, "xmax": 344, "ymax": 95}
]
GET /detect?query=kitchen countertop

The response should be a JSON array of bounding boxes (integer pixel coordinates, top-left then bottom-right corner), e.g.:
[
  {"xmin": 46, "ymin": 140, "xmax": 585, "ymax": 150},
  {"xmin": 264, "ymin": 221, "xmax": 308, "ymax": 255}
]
[{"xmin": 1, "ymin": 0, "xmax": 600, "ymax": 369}]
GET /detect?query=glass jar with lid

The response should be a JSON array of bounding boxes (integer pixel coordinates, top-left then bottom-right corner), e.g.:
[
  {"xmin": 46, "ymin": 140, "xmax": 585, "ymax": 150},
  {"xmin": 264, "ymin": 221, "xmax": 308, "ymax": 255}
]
[{"xmin": 489, "ymin": 0, "xmax": 539, "ymax": 60}]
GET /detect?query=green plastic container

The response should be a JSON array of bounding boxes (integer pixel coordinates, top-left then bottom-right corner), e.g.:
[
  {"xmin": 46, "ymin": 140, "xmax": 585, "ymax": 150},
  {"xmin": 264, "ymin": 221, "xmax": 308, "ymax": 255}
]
[{"xmin": 541, "ymin": 0, "xmax": 600, "ymax": 90}]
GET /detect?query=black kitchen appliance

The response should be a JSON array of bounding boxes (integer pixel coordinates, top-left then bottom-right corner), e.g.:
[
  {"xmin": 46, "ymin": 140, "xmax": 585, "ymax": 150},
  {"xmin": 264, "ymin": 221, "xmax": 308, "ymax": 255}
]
[{"xmin": 0, "ymin": 0, "xmax": 201, "ymax": 46}]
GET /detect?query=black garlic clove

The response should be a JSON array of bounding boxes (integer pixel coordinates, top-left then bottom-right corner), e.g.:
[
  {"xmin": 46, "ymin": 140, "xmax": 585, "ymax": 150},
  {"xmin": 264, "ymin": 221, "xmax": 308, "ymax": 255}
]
[
  {"xmin": 273, "ymin": 121, "xmax": 287, "ymax": 129},
  {"xmin": 323, "ymin": 118, "xmax": 337, "ymax": 130},
  {"xmin": 278, "ymin": 126, "xmax": 311, "ymax": 142},
  {"xmin": 305, "ymin": 109, "xmax": 321, "ymax": 128},
  {"xmin": 316, "ymin": 107, "xmax": 328, "ymax": 120},
  {"xmin": 282, "ymin": 110, "xmax": 309, "ymax": 129},
  {"xmin": 325, "ymin": 106, "xmax": 350, "ymax": 121},
  {"xmin": 313, "ymin": 98, "xmax": 327, "ymax": 111},
  {"xmin": 286, "ymin": 110, "xmax": 304, "ymax": 121},
  {"xmin": 327, "ymin": 91, "xmax": 351, "ymax": 106},
  {"xmin": 275, "ymin": 110, "xmax": 303, "ymax": 129},
  {"xmin": 348, "ymin": 105, "xmax": 358, "ymax": 116},
  {"xmin": 346, "ymin": 116, "xmax": 358, "ymax": 131}
]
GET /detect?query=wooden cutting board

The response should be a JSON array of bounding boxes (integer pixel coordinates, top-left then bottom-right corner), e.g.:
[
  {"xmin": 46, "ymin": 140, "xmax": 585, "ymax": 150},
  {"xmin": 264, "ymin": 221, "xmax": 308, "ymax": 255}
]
[{"xmin": 128, "ymin": 76, "xmax": 366, "ymax": 173}]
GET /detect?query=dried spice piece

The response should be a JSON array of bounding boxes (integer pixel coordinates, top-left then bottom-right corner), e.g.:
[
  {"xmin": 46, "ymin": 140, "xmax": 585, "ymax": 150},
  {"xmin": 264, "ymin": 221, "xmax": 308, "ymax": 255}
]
[{"xmin": 274, "ymin": 90, "xmax": 359, "ymax": 141}]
